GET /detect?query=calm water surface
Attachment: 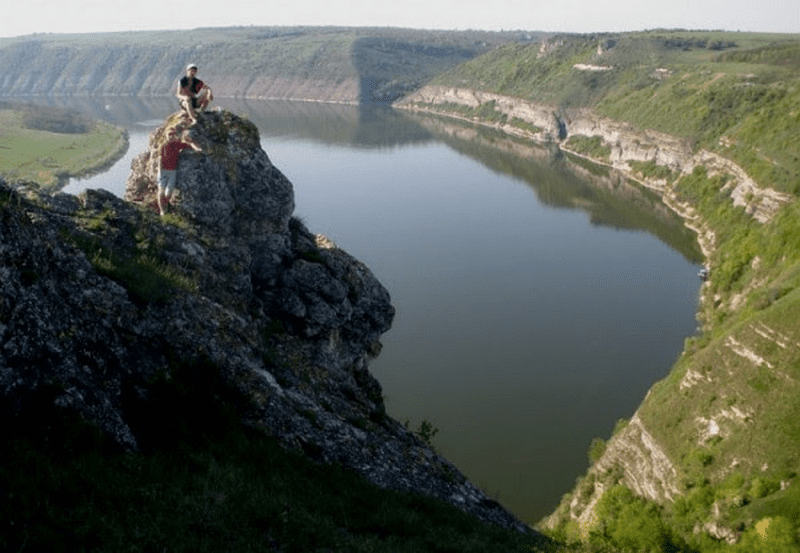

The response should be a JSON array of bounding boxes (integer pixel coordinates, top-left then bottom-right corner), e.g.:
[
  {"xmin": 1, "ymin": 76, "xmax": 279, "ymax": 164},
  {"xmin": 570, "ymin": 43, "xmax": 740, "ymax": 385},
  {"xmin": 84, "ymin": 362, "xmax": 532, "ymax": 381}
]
[{"xmin": 53, "ymin": 97, "xmax": 700, "ymax": 524}]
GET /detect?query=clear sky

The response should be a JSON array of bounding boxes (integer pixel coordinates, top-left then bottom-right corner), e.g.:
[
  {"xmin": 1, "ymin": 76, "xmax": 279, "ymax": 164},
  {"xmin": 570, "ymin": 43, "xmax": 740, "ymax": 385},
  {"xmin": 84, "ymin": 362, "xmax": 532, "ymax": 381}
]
[{"xmin": 2, "ymin": 0, "xmax": 798, "ymax": 38}]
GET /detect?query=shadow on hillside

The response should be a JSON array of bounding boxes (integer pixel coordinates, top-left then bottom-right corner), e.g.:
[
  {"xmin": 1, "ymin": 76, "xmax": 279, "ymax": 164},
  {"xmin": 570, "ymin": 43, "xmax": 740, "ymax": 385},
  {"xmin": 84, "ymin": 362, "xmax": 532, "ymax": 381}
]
[{"xmin": 351, "ymin": 36, "xmax": 479, "ymax": 106}]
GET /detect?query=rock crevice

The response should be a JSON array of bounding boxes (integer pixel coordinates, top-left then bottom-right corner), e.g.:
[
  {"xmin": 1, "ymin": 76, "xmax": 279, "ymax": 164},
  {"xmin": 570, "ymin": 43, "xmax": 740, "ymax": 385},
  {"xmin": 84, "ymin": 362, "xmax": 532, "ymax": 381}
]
[{"xmin": 0, "ymin": 109, "xmax": 528, "ymax": 532}]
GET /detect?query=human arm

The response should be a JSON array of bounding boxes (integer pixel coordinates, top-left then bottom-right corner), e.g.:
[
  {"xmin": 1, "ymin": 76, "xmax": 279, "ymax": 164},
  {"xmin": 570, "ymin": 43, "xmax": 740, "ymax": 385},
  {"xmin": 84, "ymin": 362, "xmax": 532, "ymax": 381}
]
[
  {"xmin": 176, "ymin": 85, "xmax": 193, "ymax": 103},
  {"xmin": 176, "ymin": 77, "xmax": 195, "ymax": 101},
  {"xmin": 178, "ymin": 138, "xmax": 202, "ymax": 153}
]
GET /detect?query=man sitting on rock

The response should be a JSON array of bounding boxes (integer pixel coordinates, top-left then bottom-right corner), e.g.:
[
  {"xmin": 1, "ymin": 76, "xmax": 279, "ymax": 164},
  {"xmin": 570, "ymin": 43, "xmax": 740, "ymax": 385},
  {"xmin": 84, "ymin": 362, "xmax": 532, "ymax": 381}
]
[
  {"xmin": 176, "ymin": 63, "xmax": 213, "ymax": 125},
  {"xmin": 158, "ymin": 128, "xmax": 202, "ymax": 216}
]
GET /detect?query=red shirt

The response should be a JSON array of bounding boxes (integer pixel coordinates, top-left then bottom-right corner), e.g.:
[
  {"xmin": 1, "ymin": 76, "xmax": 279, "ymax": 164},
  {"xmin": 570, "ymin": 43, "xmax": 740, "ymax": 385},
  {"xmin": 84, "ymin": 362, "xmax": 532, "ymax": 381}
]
[{"xmin": 160, "ymin": 140, "xmax": 193, "ymax": 170}]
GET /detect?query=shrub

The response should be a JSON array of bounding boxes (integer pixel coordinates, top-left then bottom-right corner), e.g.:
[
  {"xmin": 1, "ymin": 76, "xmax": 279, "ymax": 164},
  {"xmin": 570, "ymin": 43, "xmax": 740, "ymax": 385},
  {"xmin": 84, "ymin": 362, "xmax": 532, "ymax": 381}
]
[
  {"xmin": 628, "ymin": 160, "xmax": 677, "ymax": 183},
  {"xmin": 565, "ymin": 135, "xmax": 612, "ymax": 161},
  {"xmin": 588, "ymin": 438, "xmax": 607, "ymax": 463},
  {"xmin": 749, "ymin": 477, "xmax": 781, "ymax": 500},
  {"xmin": 591, "ymin": 485, "xmax": 683, "ymax": 552},
  {"xmin": 732, "ymin": 516, "xmax": 800, "ymax": 552}
]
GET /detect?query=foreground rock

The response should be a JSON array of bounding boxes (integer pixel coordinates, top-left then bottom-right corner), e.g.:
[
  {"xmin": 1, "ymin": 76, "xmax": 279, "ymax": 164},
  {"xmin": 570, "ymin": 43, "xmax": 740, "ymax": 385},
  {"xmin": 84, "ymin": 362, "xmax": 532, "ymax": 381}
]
[{"xmin": 0, "ymin": 109, "xmax": 529, "ymax": 532}]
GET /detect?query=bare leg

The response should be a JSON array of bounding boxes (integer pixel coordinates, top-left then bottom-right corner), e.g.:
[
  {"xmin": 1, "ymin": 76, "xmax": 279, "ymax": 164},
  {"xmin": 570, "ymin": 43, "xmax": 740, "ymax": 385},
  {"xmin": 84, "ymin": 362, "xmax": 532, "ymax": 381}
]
[
  {"xmin": 162, "ymin": 189, "xmax": 173, "ymax": 214},
  {"xmin": 180, "ymin": 98, "xmax": 198, "ymax": 125},
  {"xmin": 157, "ymin": 188, "xmax": 166, "ymax": 216},
  {"xmin": 197, "ymin": 88, "xmax": 213, "ymax": 111}
]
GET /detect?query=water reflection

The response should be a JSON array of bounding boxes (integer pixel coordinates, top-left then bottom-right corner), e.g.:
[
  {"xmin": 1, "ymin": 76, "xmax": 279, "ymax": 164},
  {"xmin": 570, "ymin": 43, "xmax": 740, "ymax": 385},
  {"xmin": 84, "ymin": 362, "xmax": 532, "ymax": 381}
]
[
  {"xmin": 3, "ymin": 95, "xmax": 700, "ymax": 524},
  {"xmin": 12, "ymin": 94, "xmax": 701, "ymax": 262},
  {"xmin": 408, "ymin": 113, "xmax": 702, "ymax": 263}
]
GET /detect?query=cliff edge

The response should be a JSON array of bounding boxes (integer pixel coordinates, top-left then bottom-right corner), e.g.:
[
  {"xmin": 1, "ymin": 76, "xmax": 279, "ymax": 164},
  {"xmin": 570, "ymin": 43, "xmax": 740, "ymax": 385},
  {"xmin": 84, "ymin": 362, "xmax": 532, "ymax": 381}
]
[{"xmin": 0, "ymin": 108, "xmax": 528, "ymax": 531}]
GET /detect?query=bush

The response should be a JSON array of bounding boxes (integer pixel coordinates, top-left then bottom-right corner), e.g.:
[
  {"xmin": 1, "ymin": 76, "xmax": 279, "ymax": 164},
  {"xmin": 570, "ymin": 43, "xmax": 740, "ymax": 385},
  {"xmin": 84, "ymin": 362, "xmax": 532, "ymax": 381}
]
[
  {"xmin": 591, "ymin": 485, "xmax": 684, "ymax": 552},
  {"xmin": 565, "ymin": 135, "xmax": 612, "ymax": 161},
  {"xmin": 732, "ymin": 516, "xmax": 800, "ymax": 553},
  {"xmin": 628, "ymin": 160, "xmax": 677, "ymax": 183},
  {"xmin": 749, "ymin": 477, "xmax": 781, "ymax": 500},
  {"xmin": 588, "ymin": 438, "xmax": 607, "ymax": 463}
]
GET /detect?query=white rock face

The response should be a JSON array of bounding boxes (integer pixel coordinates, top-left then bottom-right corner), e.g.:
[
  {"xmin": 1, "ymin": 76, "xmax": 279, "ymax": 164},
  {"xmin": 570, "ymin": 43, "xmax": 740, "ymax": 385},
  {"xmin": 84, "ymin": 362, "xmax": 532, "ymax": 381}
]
[{"xmin": 401, "ymin": 86, "xmax": 791, "ymax": 224}]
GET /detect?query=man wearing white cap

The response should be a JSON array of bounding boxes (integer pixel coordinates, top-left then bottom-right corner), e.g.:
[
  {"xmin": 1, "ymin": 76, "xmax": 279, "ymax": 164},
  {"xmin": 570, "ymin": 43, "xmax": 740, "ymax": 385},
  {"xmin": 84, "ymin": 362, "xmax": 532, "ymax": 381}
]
[{"xmin": 176, "ymin": 64, "xmax": 213, "ymax": 125}]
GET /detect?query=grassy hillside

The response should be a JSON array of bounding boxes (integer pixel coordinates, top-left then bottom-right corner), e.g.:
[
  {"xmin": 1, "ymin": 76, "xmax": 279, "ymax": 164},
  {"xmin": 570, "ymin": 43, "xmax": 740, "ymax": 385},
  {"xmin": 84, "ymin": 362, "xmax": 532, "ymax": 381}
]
[
  {"xmin": 433, "ymin": 31, "xmax": 800, "ymax": 194},
  {"xmin": 0, "ymin": 355, "xmax": 592, "ymax": 553},
  {"xmin": 429, "ymin": 31, "xmax": 800, "ymax": 551},
  {"xmin": 4, "ymin": 27, "xmax": 799, "ymax": 551},
  {"xmin": 0, "ymin": 27, "xmax": 541, "ymax": 103},
  {"xmin": 0, "ymin": 102, "xmax": 127, "ymax": 189}
]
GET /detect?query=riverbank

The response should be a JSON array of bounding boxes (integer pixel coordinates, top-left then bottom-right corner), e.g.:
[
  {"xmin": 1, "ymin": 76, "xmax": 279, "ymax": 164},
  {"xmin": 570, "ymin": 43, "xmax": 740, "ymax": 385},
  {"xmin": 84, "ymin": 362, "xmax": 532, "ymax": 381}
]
[
  {"xmin": 398, "ymin": 83, "xmax": 800, "ymax": 550},
  {"xmin": 2, "ymin": 26, "xmax": 798, "ymax": 549},
  {"xmin": 0, "ymin": 103, "xmax": 128, "ymax": 190}
]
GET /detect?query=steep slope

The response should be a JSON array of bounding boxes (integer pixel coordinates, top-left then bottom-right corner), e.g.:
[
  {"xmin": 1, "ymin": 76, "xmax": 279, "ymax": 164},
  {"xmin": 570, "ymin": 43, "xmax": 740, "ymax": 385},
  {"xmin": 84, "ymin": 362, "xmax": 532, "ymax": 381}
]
[
  {"xmin": 0, "ymin": 108, "xmax": 533, "ymax": 535},
  {"xmin": 399, "ymin": 31, "xmax": 800, "ymax": 550}
]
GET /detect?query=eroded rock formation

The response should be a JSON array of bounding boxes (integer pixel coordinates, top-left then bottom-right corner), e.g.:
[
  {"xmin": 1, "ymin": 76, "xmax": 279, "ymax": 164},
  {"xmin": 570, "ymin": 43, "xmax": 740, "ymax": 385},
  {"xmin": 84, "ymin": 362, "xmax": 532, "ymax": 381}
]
[
  {"xmin": 0, "ymin": 108, "xmax": 528, "ymax": 531},
  {"xmin": 399, "ymin": 85, "xmax": 798, "ymax": 535},
  {"xmin": 399, "ymin": 86, "xmax": 792, "ymax": 225}
]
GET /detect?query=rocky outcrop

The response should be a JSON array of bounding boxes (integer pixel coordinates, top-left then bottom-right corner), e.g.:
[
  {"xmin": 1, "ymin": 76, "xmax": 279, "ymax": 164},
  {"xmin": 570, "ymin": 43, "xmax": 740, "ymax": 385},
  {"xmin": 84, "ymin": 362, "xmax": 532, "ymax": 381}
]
[
  {"xmin": 0, "ymin": 108, "xmax": 529, "ymax": 532},
  {"xmin": 402, "ymin": 86, "xmax": 565, "ymax": 141},
  {"xmin": 556, "ymin": 414, "xmax": 682, "ymax": 536},
  {"xmin": 399, "ymin": 86, "xmax": 792, "ymax": 225},
  {"xmin": 560, "ymin": 108, "xmax": 793, "ymax": 224},
  {"xmin": 594, "ymin": 414, "xmax": 681, "ymax": 503}
]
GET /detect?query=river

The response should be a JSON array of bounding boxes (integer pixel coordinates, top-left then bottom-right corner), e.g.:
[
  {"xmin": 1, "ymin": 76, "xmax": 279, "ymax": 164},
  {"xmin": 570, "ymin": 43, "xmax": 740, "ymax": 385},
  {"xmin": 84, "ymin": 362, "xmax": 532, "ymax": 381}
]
[{"xmin": 41, "ymin": 95, "xmax": 701, "ymax": 524}]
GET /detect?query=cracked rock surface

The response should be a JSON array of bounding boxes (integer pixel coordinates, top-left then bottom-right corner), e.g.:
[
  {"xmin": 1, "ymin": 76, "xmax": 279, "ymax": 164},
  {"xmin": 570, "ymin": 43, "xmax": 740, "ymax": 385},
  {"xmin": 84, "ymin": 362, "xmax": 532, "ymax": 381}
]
[{"xmin": 0, "ymin": 109, "xmax": 530, "ymax": 532}]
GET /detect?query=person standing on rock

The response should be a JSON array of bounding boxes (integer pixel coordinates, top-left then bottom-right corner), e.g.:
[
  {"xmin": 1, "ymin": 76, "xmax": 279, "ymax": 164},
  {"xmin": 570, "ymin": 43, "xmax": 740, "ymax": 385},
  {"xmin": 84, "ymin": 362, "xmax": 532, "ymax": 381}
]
[
  {"xmin": 157, "ymin": 128, "xmax": 202, "ymax": 216},
  {"xmin": 176, "ymin": 63, "xmax": 213, "ymax": 125}
]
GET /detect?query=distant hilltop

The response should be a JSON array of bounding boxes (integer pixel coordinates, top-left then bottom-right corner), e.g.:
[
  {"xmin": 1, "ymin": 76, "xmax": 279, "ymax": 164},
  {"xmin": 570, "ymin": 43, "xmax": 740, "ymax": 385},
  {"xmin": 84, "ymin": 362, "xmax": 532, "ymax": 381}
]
[{"xmin": 0, "ymin": 27, "xmax": 542, "ymax": 104}]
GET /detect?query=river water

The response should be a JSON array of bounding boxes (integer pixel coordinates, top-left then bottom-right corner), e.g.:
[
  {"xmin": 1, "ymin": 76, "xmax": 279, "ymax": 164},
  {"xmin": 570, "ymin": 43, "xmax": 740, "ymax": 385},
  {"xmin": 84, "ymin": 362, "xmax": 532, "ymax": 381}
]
[{"xmin": 42, "ymin": 96, "xmax": 700, "ymax": 524}]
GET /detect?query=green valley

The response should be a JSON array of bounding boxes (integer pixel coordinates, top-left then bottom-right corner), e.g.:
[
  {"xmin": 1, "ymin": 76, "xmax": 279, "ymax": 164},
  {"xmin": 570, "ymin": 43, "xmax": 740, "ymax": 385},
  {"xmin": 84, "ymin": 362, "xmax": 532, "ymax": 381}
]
[
  {"xmin": 0, "ymin": 102, "xmax": 127, "ymax": 189},
  {"xmin": 410, "ymin": 30, "xmax": 800, "ymax": 552},
  {"xmin": 2, "ymin": 26, "xmax": 800, "ymax": 552}
]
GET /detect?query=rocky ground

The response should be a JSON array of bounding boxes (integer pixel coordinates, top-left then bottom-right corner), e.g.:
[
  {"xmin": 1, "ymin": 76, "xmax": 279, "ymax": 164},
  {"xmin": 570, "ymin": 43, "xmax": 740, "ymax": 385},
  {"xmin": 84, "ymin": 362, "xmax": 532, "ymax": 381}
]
[{"xmin": 0, "ymin": 108, "xmax": 530, "ymax": 532}]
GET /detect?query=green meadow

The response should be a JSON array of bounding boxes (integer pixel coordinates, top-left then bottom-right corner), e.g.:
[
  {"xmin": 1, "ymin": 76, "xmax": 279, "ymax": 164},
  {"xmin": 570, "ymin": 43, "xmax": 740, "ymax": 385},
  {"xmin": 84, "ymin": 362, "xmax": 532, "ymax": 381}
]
[{"xmin": 0, "ymin": 103, "xmax": 127, "ymax": 189}]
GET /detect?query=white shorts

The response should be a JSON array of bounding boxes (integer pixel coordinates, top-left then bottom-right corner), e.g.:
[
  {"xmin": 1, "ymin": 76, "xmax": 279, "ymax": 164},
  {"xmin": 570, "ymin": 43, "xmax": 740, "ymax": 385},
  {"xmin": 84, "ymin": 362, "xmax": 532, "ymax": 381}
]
[{"xmin": 158, "ymin": 169, "xmax": 178, "ymax": 194}]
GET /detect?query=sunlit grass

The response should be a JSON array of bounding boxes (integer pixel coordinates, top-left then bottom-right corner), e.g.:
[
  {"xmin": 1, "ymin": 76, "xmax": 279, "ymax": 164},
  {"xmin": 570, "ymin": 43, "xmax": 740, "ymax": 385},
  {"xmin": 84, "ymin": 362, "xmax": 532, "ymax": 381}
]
[{"xmin": 0, "ymin": 107, "xmax": 127, "ymax": 189}]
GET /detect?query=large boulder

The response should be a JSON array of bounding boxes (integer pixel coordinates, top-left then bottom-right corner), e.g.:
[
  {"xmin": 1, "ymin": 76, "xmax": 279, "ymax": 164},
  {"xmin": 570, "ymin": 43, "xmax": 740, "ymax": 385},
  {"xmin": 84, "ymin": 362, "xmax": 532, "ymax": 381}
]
[
  {"xmin": 0, "ymin": 109, "xmax": 527, "ymax": 531},
  {"xmin": 125, "ymin": 109, "xmax": 295, "ymax": 288}
]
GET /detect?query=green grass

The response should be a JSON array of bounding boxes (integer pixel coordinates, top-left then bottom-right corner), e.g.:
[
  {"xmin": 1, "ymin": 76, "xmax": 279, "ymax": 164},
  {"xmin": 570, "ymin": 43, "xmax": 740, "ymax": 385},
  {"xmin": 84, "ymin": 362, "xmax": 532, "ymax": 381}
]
[
  {"xmin": 588, "ymin": 189, "xmax": 800, "ymax": 552},
  {"xmin": 448, "ymin": 31, "xmax": 800, "ymax": 552},
  {"xmin": 60, "ymin": 207, "xmax": 200, "ymax": 305},
  {"xmin": 563, "ymin": 135, "xmax": 612, "ymax": 161},
  {"xmin": 0, "ymin": 361, "xmax": 558, "ymax": 553},
  {"xmin": 90, "ymin": 249, "xmax": 199, "ymax": 304},
  {"xmin": 0, "ymin": 105, "xmax": 127, "ymax": 189},
  {"xmin": 433, "ymin": 30, "xmax": 800, "ymax": 193}
]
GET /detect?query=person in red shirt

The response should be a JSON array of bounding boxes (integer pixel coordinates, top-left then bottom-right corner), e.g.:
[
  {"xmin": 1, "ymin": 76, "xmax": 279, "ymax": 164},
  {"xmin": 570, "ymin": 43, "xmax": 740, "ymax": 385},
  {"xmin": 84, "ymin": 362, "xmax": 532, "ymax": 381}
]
[
  {"xmin": 158, "ymin": 128, "xmax": 202, "ymax": 215},
  {"xmin": 176, "ymin": 64, "xmax": 213, "ymax": 126}
]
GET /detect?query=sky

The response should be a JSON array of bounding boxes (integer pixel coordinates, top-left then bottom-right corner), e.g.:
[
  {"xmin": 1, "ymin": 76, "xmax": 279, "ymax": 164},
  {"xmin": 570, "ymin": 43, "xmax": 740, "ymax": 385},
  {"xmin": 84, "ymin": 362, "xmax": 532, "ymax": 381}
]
[{"xmin": 1, "ymin": 0, "xmax": 798, "ymax": 38}]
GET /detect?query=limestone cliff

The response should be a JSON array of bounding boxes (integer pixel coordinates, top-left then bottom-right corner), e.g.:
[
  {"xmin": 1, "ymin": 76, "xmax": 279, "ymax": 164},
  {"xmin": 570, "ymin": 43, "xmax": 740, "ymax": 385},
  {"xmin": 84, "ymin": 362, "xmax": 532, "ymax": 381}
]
[
  {"xmin": 0, "ymin": 108, "xmax": 527, "ymax": 531},
  {"xmin": 400, "ymin": 85, "xmax": 792, "ymax": 229},
  {"xmin": 398, "ymin": 85, "xmax": 800, "ymax": 540}
]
